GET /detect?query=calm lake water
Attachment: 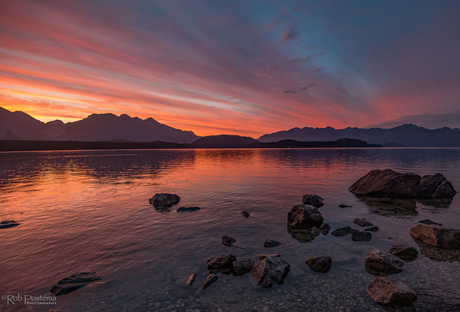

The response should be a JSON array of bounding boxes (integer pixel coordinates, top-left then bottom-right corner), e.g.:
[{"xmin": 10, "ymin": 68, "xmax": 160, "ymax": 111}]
[{"xmin": 1, "ymin": 148, "xmax": 460, "ymax": 312}]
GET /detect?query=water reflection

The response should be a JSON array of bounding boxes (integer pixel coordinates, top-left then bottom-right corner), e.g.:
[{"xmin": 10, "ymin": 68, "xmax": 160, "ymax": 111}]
[
  {"xmin": 412, "ymin": 237, "xmax": 460, "ymax": 262},
  {"xmin": 358, "ymin": 196, "xmax": 419, "ymax": 217}
]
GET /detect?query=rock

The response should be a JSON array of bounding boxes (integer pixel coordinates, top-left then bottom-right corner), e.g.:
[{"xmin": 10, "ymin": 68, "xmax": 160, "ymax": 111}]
[
  {"xmin": 418, "ymin": 219, "xmax": 442, "ymax": 226},
  {"xmin": 301, "ymin": 194, "xmax": 324, "ymax": 207},
  {"xmin": 367, "ymin": 277, "xmax": 417, "ymax": 306},
  {"xmin": 264, "ymin": 239, "xmax": 281, "ymax": 248},
  {"xmin": 338, "ymin": 204, "xmax": 352, "ymax": 208},
  {"xmin": 349, "ymin": 169, "xmax": 421, "ymax": 198},
  {"xmin": 222, "ymin": 236, "xmax": 237, "ymax": 247},
  {"xmin": 365, "ymin": 249, "xmax": 404, "ymax": 274},
  {"xmin": 410, "ymin": 224, "xmax": 460, "ymax": 250},
  {"xmin": 389, "ymin": 246, "xmax": 418, "ymax": 261},
  {"xmin": 288, "ymin": 229, "xmax": 316, "ymax": 242},
  {"xmin": 257, "ymin": 254, "xmax": 280, "ymax": 260},
  {"xmin": 417, "ymin": 173, "xmax": 456, "ymax": 198},
  {"xmin": 250, "ymin": 256, "xmax": 290, "ymax": 288},
  {"xmin": 187, "ymin": 274, "xmax": 197, "ymax": 286},
  {"xmin": 232, "ymin": 258, "xmax": 255, "ymax": 276},
  {"xmin": 202, "ymin": 274, "xmax": 218, "ymax": 290},
  {"xmin": 207, "ymin": 254, "xmax": 237, "ymax": 271},
  {"xmin": 412, "ymin": 236, "xmax": 460, "ymax": 262},
  {"xmin": 50, "ymin": 272, "xmax": 101, "ymax": 295},
  {"xmin": 0, "ymin": 220, "xmax": 20, "ymax": 229},
  {"xmin": 177, "ymin": 207, "xmax": 200, "ymax": 212},
  {"xmin": 331, "ymin": 227, "xmax": 357, "ymax": 237},
  {"xmin": 287, "ymin": 204, "xmax": 323, "ymax": 230},
  {"xmin": 364, "ymin": 226, "xmax": 379, "ymax": 232},
  {"xmin": 305, "ymin": 256, "xmax": 332, "ymax": 273},
  {"xmin": 240, "ymin": 211, "xmax": 250, "ymax": 218},
  {"xmin": 319, "ymin": 223, "xmax": 330, "ymax": 234},
  {"xmin": 352, "ymin": 231, "xmax": 372, "ymax": 242},
  {"xmin": 149, "ymin": 193, "xmax": 180, "ymax": 207},
  {"xmin": 311, "ymin": 227, "xmax": 322, "ymax": 236},
  {"xmin": 353, "ymin": 218, "xmax": 373, "ymax": 227}
]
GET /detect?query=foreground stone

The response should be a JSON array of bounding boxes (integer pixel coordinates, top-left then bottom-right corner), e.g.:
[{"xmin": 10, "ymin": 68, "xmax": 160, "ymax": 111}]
[
  {"xmin": 177, "ymin": 207, "xmax": 200, "ymax": 212},
  {"xmin": 365, "ymin": 249, "xmax": 404, "ymax": 274},
  {"xmin": 202, "ymin": 274, "xmax": 218, "ymax": 290},
  {"xmin": 232, "ymin": 258, "xmax": 255, "ymax": 276},
  {"xmin": 207, "ymin": 254, "xmax": 236, "ymax": 271},
  {"xmin": 367, "ymin": 277, "xmax": 417, "ymax": 306},
  {"xmin": 240, "ymin": 211, "xmax": 250, "ymax": 218},
  {"xmin": 251, "ymin": 256, "xmax": 290, "ymax": 288},
  {"xmin": 264, "ymin": 239, "xmax": 281, "ymax": 248},
  {"xmin": 351, "ymin": 231, "xmax": 372, "ymax": 242},
  {"xmin": 389, "ymin": 245, "xmax": 418, "ymax": 261},
  {"xmin": 301, "ymin": 194, "xmax": 324, "ymax": 207},
  {"xmin": 0, "ymin": 220, "xmax": 20, "ymax": 229},
  {"xmin": 50, "ymin": 272, "xmax": 101, "ymax": 295},
  {"xmin": 305, "ymin": 256, "xmax": 332, "ymax": 273},
  {"xmin": 187, "ymin": 274, "xmax": 197, "ymax": 286},
  {"xmin": 287, "ymin": 204, "xmax": 323, "ymax": 230},
  {"xmin": 410, "ymin": 224, "xmax": 460, "ymax": 250},
  {"xmin": 331, "ymin": 227, "xmax": 357, "ymax": 237},
  {"xmin": 417, "ymin": 173, "xmax": 457, "ymax": 198},
  {"xmin": 353, "ymin": 218, "xmax": 373, "ymax": 227},
  {"xmin": 222, "ymin": 236, "xmax": 237, "ymax": 247},
  {"xmin": 149, "ymin": 193, "xmax": 180, "ymax": 207}
]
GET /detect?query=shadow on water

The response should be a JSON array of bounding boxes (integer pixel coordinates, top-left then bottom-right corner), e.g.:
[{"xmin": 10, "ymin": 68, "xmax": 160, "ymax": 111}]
[
  {"xmin": 417, "ymin": 197, "xmax": 453, "ymax": 209},
  {"xmin": 411, "ymin": 237, "xmax": 460, "ymax": 262}
]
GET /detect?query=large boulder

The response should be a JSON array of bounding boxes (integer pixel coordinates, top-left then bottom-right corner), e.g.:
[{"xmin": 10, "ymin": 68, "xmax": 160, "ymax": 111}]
[
  {"xmin": 207, "ymin": 254, "xmax": 237, "ymax": 272},
  {"xmin": 287, "ymin": 204, "xmax": 323, "ymax": 230},
  {"xmin": 349, "ymin": 169, "xmax": 421, "ymax": 198},
  {"xmin": 417, "ymin": 173, "xmax": 456, "ymax": 198},
  {"xmin": 50, "ymin": 272, "xmax": 101, "ymax": 295},
  {"xmin": 305, "ymin": 256, "xmax": 332, "ymax": 273},
  {"xmin": 149, "ymin": 193, "xmax": 180, "ymax": 207},
  {"xmin": 410, "ymin": 224, "xmax": 460, "ymax": 250},
  {"xmin": 250, "ymin": 255, "xmax": 290, "ymax": 288},
  {"xmin": 367, "ymin": 277, "xmax": 417, "ymax": 306},
  {"xmin": 365, "ymin": 249, "xmax": 404, "ymax": 274},
  {"xmin": 301, "ymin": 194, "xmax": 324, "ymax": 208},
  {"xmin": 232, "ymin": 258, "xmax": 255, "ymax": 276}
]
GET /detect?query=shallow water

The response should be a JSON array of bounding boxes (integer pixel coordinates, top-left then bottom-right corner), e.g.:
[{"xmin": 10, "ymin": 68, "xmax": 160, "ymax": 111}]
[{"xmin": 1, "ymin": 148, "xmax": 460, "ymax": 312}]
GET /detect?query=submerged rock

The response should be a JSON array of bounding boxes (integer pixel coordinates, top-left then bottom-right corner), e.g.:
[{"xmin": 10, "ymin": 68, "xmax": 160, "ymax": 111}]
[
  {"xmin": 331, "ymin": 227, "xmax": 357, "ymax": 237},
  {"xmin": 50, "ymin": 272, "xmax": 101, "ymax": 295},
  {"xmin": 418, "ymin": 219, "xmax": 443, "ymax": 226},
  {"xmin": 202, "ymin": 274, "xmax": 218, "ymax": 290},
  {"xmin": 389, "ymin": 245, "xmax": 418, "ymax": 261},
  {"xmin": 251, "ymin": 255, "xmax": 290, "ymax": 288},
  {"xmin": 187, "ymin": 274, "xmax": 197, "ymax": 286},
  {"xmin": 240, "ymin": 211, "xmax": 250, "ymax": 218},
  {"xmin": 287, "ymin": 204, "xmax": 323, "ymax": 230},
  {"xmin": 177, "ymin": 207, "xmax": 200, "ymax": 212},
  {"xmin": 0, "ymin": 220, "xmax": 20, "ymax": 229},
  {"xmin": 207, "ymin": 254, "xmax": 237, "ymax": 271},
  {"xmin": 222, "ymin": 236, "xmax": 237, "ymax": 247},
  {"xmin": 319, "ymin": 223, "xmax": 331, "ymax": 235},
  {"xmin": 352, "ymin": 231, "xmax": 372, "ymax": 242},
  {"xmin": 305, "ymin": 256, "xmax": 332, "ymax": 273},
  {"xmin": 301, "ymin": 194, "xmax": 324, "ymax": 208},
  {"xmin": 257, "ymin": 254, "xmax": 280, "ymax": 260},
  {"xmin": 365, "ymin": 249, "xmax": 404, "ymax": 274},
  {"xmin": 412, "ymin": 236, "xmax": 460, "ymax": 262},
  {"xmin": 338, "ymin": 204, "xmax": 352, "ymax": 208},
  {"xmin": 367, "ymin": 277, "xmax": 417, "ymax": 306},
  {"xmin": 417, "ymin": 173, "xmax": 456, "ymax": 198},
  {"xmin": 264, "ymin": 239, "xmax": 281, "ymax": 248},
  {"xmin": 364, "ymin": 226, "xmax": 379, "ymax": 232},
  {"xmin": 410, "ymin": 224, "xmax": 460, "ymax": 250},
  {"xmin": 232, "ymin": 258, "xmax": 255, "ymax": 276},
  {"xmin": 353, "ymin": 218, "xmax": 373, "ymax": 227},
  {"xmin": 149, "ymin": 193, "xmax": 180, "ymax": 207}
]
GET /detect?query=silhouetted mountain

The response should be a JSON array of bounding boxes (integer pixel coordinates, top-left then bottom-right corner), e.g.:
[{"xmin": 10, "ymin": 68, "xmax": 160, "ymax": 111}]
[
  {"xmin": 1, "ymin": 130, "xmax": 23, "ymax": 140},
  {"xmin": 191, "ymin": 135, "xmax": 259, "ymax": 148},
  {"xmin": 250, "ymin": 138, "xmax": 380, "ymax": 148},
  {"xmin": 258, "ymin": 124, "xmax": 460, "ymax": 147},
  {"xmin": 0, "ymin": 107, "xmax": 60, "ymax": 139},
  {"xmin": 45, "ymin": 120, "xmax": 71, "ymax": 135}
]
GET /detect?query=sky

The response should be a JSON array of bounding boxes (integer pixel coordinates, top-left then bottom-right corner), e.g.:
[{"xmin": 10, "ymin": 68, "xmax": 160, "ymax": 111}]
[{"xmin": 1, "ymin": 0, "xmax": 460, "ymax": 137}]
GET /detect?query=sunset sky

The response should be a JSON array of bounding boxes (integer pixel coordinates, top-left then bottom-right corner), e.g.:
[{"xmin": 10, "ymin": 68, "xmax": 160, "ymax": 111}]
[{"xmin": 1, "ymin": 0, "xmax": 460, "ymax": 137}]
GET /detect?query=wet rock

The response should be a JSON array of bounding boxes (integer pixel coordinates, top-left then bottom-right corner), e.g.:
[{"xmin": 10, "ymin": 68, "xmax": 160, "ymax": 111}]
[
  {"xmin": 389, "ymin": 245, "xmax": 418, "ymax": 261},
  {"xmin": 311, "ymin": 227, "xmax": 322, "ymax": 236},
  {"xmin": 222, "ymin": 236, "xmax": 237, "ymax": 247},
  {"xmin": 319, "ymin": 223, "xmax": 331, "ymax": 234},
  {"xmin": 412, "ymin": 236, "xmax": 460, "ymax": 262},
  {"xmin": 365, "ymin": 249, "xmax": 404, "ymax": 274},
  {"xmin": 301, "ymin": 194, "xmax": 324, "ymax": 208},
  {"xmin": 207, "ymin": 254, "xmax": 237, "ymax": 271},
  {"xmin": 353, "ymin": 218, "xmax": 373, "ymax": 227},
  {"xmin": 172, "ymin": 266, "xmax": 200, "ymax": 287},
  {"xmin": 149, "ymin": 193, "xmax": 180, "ymax": 207},
  {"xmin": 349, "ymin": 169, "xmax": 421, "ymax": 198},
  {"xmin": 0, "ymin": 220, "xmax": 20, "ymax": 229},
  {"xmin": 417, "ymin": 173, "xmax": 456, "ymax": 198},
  {"xmin": 331, "ymin": 227, "xmax": 357, "ymax": 237},
  {"xmin": 364, "ymin": 226, "xmax": 379, "ymax": 232},
  {"xmin": 338, "ymin": 204, "xmax": 352, "ymax": 208},
  {"xmin": 250, "ymin": 256, "xmax": 290, "ymax": 288},
  {"xmin": 410, "ymin": 224, "xmax": 460, "ymax": 250},
  {"xmin": 187, "ymin": 274, "xmax": 197, "ymax": 286},
  {"xmin": 240, "ymin": 211, "xmax": 250, "ymax": 218},
  {"xmin": 264, "ymin": 239, "xmax": 281, "ymax": 248},
  {"xmin": 202, "ymin": 274, "xmax": 218, "ymax": 290},
  {"xmin": 305, "ymin": 256, "xmax": 332, "ymax": 273},
  {"xmin": 177, "ymin": 207, "xmax": 200, "ymax": 212},
  {"xmin": 367, "ymin": 277, "xmax": 417, "ymax": 306},
  {"xmin": 232, "ymin": 258, "xmax": 255, "ymax": 276},
  {"xmin": 418, "ymin": 219, "xmax": 442, "ymax": 226},
  {"xmin": 287, "ymin": 204, "xmax": 323, "ymax": 230},
  {"xmin": 257, "ymin": 254, "xmax": 280, "ymax": 260},
  {"xmin": 352, "ymin": 231, "xmax": 372, "ymax": 242},
  {"xmin": 50, "ymin": 272, "xmax": 101, "ymax": 295},
  {"xmin": 288, "ymin": 228, "xmax": 316, "ymax": 242}
]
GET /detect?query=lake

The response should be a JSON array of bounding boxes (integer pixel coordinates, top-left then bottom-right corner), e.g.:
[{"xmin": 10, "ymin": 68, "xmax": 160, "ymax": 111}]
[{"xmin": 1, "ymin": 148, "xmax": 460, "ymax": 312}]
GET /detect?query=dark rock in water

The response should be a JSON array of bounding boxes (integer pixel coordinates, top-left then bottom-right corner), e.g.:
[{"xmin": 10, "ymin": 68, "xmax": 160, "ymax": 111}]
[
  {"xmin": 207, "ymin": 254, "xmax": 237, "ymax": 271},
  {"xmin": 250, "ymin": 256, "xmax": 290, "ymax": 288},
  {"xmin": 389, "ymin": 245, "xmax": 418, "ymax": 261},
  {"xmin": 232, "ymin": 258, "xmax": 255, "ymax": 276},
  {"xmin": 301, "ymin": 194, "xmax": 324, "ymax": 208},
  {"xmin": 202, "ymin": 274, "xmax": 218, "ymax": 290},
  {"xmin": 331, "ymin": 227, "xmax": 357, "ymax": 237},
  {"xmin": 367, "ymin": 277, "xmax": 417, "ymax": 306},
  {"xmin": 353, "ymin": 218, "xmax": 373, "ymax": 227},
  {"xmin": 240, "ymin": 211, "xmax": 250, "ymax": 218},
  {"xmin": 358, "ymin": 196, "xmax": 418, "ymax": 217},
  {"xmin": 305, "ymin": 256, "xmax": 332, "ymax": 273},
  {"xmin": 311, "ymin": 227, "xmax": 322, "ymax": 236},
  {"xmin": 412, "ymin": 236, "xmax": 460, "ymax": 262},
  {"xmin": 177, "ymin": 206, "xmax": 200, "ymax": 212},
  {"xmin": 288, "ymin": 228, "xmax": 317, "ymax": 242},
  {"xmin": 319, "ymin": 223, "xmax": 331, "ymax": 235},
  {"xmin": 352, "ymin": 231, "xmax": 372, "ymax": 242},
  {"xmin": 257, "ymin": 254, "xmax": 280, "ymax": 260},
  {"xmin": 338, "ymin": 204, "xmax": 352, "ymax": 208},
  {"xmin": 418, "ymin": 219, "xmax": 442, "ymax": 226},
  {"xmin": 364, "ymin": 226, "xmax": 379, "ymax": 232},
  {"xmin": 187, "ymin": 274, "xmax": 197, "ymax": 286},
  {"xmin": 365, "ymin": 249, "xmax": 404, "ymax": 274},
  {"xmin": 410, "ymin": 224, "xmax": 460, "ymax": 250},
  {"xmin": 0, "ymin": 220, "xmax": 20, "ymax": 229},
  {"xmin": 204, "ymin": 257, "xmax": 214, "ymax": 265},
  {"xmin": 149, "ymin": 193, "xmax": 180, "ymax": 207},
  {"xmin": 264, "ymin": 239, "xmax": 281, "ymax": 248},
  {"xmin": 287, "ymin": 204, "xmax": 323, "ymax": 230},
  {"xmin": 417, "ymin": 173, "xmax": 457, "ymax": 198},
  {"xmin": 222, "ymin": 236, "xmax": 237, "ymax": 247},
  {"xmin": 349, "ymin": 169, "xmax": 421, "ymax": 198},
  {"xmin": 50, "ymin": 272, "xmax": 101, "ymax": 295}
]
